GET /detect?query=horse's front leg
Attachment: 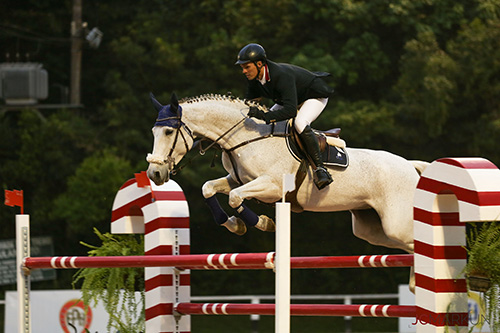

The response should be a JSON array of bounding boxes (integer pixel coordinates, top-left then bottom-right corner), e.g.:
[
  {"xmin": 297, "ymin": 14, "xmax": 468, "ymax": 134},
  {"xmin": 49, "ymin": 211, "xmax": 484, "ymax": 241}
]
[
  {"xmin": 202, "ymin": 174, "xmax": 238, "ymax": 197},
  {"xmin": 228, "ymin": 175, "xmax": 281, "ymax": 232},
  {"xmin": 202, "ymin": 175, "xmax": 248, "ymax": 235}
]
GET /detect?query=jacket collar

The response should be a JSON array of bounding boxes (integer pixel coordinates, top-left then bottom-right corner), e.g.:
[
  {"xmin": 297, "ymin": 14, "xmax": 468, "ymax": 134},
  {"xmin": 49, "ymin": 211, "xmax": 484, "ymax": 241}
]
[{"xmin": 258, "ymin": 64, "xmax": 270, "ymax": 85}]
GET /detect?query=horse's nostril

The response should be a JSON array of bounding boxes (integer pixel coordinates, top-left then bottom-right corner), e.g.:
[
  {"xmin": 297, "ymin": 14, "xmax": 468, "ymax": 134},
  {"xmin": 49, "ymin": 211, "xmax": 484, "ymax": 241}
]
[{"xmin": 154, "ymin": 171, "xmax": 161, "ymax": 179}]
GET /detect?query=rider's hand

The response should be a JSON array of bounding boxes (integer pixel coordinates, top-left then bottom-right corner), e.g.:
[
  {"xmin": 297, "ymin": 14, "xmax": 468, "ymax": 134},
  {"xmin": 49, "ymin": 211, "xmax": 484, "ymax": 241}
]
[{"xmin": 248, "ymin": 106, "xmax": 266, "ymax": 120}]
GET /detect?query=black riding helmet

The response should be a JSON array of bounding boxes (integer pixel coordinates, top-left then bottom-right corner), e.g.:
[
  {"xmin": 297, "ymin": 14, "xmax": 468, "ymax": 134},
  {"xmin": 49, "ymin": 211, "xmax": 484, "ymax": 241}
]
[{"xmin": 235, "ymin": 43, "xmax": 267, "ymax": 65}]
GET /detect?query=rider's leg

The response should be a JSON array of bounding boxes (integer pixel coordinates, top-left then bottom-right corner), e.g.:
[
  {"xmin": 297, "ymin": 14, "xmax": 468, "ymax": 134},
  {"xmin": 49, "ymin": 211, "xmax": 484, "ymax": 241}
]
[
  {"xmin": 295, "ymin": 98, "xmax": 333, "ymax": 190},
  {"xmin": 294, "ymin": 98, "xmax": 328, "ymax": 131}
]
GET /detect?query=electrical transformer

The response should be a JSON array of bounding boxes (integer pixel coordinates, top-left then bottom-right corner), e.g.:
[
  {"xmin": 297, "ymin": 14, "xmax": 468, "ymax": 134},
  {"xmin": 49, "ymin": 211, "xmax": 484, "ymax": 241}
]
[{"xmin": 0, "ymin": 63, "xmax": 48, "ymax": 105}]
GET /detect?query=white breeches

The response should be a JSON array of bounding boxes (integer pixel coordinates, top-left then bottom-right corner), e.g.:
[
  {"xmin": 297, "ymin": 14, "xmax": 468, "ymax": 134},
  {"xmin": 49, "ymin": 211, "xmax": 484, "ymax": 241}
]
[{"xmin": 271, "ymin": 98, "xmax": 328, "ymax": 134}]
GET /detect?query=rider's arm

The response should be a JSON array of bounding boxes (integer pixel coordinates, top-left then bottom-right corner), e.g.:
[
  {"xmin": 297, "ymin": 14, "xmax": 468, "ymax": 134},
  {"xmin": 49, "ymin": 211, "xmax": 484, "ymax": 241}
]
[
  {"xmin": 245, "ymin": 80, "xmax": 262, "ymax": 100},
  {"xmin": 262, "ymin": 73, "xmax": 298, "ymax": 123}
]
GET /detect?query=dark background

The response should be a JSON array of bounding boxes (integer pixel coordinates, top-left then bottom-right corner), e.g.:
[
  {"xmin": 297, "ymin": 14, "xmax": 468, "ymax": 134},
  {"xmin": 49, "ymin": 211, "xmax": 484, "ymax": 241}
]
[{"xmin": 1, "ymin": 1, "xmax": 499, "ymax": 331}]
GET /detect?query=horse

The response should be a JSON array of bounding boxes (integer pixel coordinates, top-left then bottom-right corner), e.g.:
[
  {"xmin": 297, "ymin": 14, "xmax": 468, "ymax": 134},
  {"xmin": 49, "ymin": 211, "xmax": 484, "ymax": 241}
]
[{"xmin": 146, "ymin": 93, "xmax": 428, "ymax": 264}]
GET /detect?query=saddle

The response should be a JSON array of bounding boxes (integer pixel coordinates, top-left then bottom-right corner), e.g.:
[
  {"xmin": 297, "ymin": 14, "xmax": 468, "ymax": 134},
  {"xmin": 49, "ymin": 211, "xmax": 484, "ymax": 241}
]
[
  {"xmin": 286, "ymin": 120, "xmax": 349, "ymax": 168},
  {"xmin": 284, "ymin": 121, "xmax": 349, "ymax": 212}
]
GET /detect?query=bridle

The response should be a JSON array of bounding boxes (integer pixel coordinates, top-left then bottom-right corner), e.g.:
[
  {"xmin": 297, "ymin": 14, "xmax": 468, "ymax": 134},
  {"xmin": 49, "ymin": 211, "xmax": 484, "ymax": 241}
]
[
  {"xmin": 146, "ymin": 114, "xmax": 194, "ymax": 174},
  {"xmin": 147, "ymin": 104, "xmax": 290, "ymax": 176}
]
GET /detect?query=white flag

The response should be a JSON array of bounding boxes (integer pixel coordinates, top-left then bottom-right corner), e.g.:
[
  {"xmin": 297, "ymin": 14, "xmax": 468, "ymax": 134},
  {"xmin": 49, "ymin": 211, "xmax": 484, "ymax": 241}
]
[{"xmin": 283, "ymin": 173, "xmax": 295, "ymax": 193}]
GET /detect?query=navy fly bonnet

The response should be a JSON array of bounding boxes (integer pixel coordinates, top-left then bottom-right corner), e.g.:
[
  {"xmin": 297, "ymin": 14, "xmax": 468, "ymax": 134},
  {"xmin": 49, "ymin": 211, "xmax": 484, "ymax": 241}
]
[{"xmin": 150, "ymin": 92, "xmax": 182, "ymax": 128}]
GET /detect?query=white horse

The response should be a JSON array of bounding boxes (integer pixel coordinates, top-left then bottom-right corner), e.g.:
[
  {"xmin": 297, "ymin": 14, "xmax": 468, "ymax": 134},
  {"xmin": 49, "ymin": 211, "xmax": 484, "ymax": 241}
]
[{"xmin": 146, "ymin": 93, "xmax": 428, "ymax": 259}]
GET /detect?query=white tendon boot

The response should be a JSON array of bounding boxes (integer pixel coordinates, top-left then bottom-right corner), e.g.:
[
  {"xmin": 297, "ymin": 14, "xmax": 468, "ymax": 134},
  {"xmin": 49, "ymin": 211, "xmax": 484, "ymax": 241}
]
[
  {"xmin": 221, "ymin": 216, "xmax": 247, "ymax": 235},
  {"xmin": 255, "ymin": 215, "xmax": 276, "ymax": 232}
]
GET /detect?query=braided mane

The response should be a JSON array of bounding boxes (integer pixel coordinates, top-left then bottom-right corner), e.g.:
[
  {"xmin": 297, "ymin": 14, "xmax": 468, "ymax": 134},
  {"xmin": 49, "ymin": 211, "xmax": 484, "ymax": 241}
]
[{"xmin": 179, "ymin": 93, "xmax": 263, "ymax": 109}]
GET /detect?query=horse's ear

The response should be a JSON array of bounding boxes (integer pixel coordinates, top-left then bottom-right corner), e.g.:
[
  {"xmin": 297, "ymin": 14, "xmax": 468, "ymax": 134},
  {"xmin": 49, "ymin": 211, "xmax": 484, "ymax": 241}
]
[
  {"xmin": 170, "ymin": 92, "xmax": 180, "ymax": 115},
  {"xmin": 150, "ymin": 92, "xmax": 163, "ymax": 112}
]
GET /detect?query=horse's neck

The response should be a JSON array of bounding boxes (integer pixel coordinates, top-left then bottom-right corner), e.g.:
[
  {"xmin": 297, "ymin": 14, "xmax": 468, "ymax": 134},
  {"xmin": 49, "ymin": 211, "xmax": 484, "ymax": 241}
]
[{"xmin": 183, "ymin": 100, "xmax": 256, "ymax": 146}]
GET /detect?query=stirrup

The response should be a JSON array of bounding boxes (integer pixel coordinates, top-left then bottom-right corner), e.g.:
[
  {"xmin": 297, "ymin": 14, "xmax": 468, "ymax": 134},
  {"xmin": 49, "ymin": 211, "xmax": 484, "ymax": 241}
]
[{"xmin": 313, "ymin": 167, "xmax": 333, "ymax": 190}]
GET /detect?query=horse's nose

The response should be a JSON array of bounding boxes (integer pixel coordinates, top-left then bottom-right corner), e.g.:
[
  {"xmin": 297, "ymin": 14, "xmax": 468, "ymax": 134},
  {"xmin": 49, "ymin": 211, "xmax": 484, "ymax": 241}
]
[
  {"xmin": 147, "ymin": 167, "xmax": 162, "ymax": 185},
  {"xmin": 154, "ymin": 170, "xmax": 161, "ymax": 181}
]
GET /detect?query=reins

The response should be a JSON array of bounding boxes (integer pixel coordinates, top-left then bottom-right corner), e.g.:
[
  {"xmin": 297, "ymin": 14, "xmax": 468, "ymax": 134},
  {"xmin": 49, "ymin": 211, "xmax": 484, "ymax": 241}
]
[
  {"xmin": 167, "ymin": 116, "xmax": 247, "ymax": 175},
  {"xmin": 198, "ymin": 116, "xmax": 247, "ymax": 155},
  {"xmin": 154, "ymin": 104, "xmax": 291, "ymax": 176}
]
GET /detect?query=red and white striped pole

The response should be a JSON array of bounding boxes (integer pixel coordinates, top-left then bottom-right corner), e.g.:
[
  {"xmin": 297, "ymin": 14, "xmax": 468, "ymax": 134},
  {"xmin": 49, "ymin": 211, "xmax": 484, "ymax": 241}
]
[
  {"xmin": 413, "ymin": 158, "xmax": 500, "ymax": 333},
  {"xmin": 23, "ymin": 253, "xmax": 413, "ymax": 270},
  {"xmin": 111, "ymin": 172, "xmax": 190, "ymax": 333},
  {"xmin": 175, "ymin": 302, "xmax": 416, "ymax": 317}
]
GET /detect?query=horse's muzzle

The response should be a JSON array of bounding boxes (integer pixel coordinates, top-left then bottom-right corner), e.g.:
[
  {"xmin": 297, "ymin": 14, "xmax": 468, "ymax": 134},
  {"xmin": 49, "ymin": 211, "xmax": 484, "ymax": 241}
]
[{"xmin": 147, "ymin": 164, "xmax": 170, "ymax": 186}]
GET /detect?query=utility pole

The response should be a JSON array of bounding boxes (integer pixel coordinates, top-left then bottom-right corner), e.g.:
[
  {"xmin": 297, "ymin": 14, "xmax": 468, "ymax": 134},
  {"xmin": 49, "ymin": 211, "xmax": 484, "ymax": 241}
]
[{"xmin": 70, "ymin": 0, "xmax": 82, "ymax": 105}]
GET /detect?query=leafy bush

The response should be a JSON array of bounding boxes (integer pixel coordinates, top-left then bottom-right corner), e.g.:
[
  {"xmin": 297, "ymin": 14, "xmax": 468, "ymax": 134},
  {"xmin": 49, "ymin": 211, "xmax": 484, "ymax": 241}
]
[
  {"xmin": 72, "ymin": 229, "xmax": 145, "ymax": 333},
  {"xmin": 465, "ymin": 222, "xmax": 500, "ymax": 332}
]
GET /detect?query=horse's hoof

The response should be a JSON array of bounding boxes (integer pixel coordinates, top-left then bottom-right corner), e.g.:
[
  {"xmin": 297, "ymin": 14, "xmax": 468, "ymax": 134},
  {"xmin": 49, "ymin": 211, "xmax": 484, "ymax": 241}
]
[
  {"xmin": 255, "ymin": 215, "xmax": 276, "ymax": 232},
  {"xmin": 222, "ymin": 216, "xmax": 247, "ymax": 235},
  {"xmin": 408, "ymin": 266, "xmax": 416, "ymax": 294}
]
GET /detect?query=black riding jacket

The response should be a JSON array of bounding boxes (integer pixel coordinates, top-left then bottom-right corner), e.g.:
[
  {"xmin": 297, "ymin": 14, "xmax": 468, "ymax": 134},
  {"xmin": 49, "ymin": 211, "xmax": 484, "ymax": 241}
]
[{"xmin": 244, "ymin": 60, "xmax": 334, "ymax": 123}]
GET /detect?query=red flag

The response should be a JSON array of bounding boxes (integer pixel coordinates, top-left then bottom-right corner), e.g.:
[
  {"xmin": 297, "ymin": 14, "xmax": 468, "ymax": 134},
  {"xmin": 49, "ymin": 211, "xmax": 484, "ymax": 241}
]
[
  {"xmin": 134, "ymin": 171, "xmax": 150, "ymax": 188},
  {"xmin": 4, "ymin": 189, "xmax": 24, "ymax": 214}
]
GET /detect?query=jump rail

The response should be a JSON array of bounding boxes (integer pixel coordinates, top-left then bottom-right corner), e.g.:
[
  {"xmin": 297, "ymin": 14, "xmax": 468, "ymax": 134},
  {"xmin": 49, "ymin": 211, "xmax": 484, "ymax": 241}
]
[
  {"xmin": 174, "ymin": 303, "xmax": 417, "ymax": 318},
  {"xmin": 23, "ymin": 253, "xmax": 414, "ymax": 270}
]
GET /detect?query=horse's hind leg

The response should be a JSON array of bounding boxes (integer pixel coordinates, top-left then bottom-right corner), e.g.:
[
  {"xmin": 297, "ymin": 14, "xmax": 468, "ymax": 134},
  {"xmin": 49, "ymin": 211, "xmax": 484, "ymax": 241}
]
[
  {"xmin": 351, "ymin": 209, "xmax": 412, "ymax": 252},
  {"xmin": 352, "ymin": 209, "xmax": 416, "ymax": 293}
]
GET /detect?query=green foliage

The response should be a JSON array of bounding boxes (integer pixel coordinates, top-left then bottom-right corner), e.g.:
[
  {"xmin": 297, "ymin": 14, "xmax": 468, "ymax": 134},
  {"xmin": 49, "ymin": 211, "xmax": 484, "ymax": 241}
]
[
  {"xmin": 465, "ymin": 222, "xmax": 500, "ymax": 331},
  {"xmin": 447, "ymin": 19, "xmax": 500, "ymax": 157},
  {"xmin": 72, "ymin": 229, "xmax": 145, "ymax": 333},
  {"xmin": 52, "ymin": 149, "xmax": 134, "ymax": 239},
  {"xmin": 466, "ymin": 222, "xmax": 500, "ymax": 281},
  {"xmin": 396, "ymin": 30, "xmax": 458, "ymax": 137},
  {"xmin": 329, "ymin": 100, "xmax": 398, "ymax": 149}
]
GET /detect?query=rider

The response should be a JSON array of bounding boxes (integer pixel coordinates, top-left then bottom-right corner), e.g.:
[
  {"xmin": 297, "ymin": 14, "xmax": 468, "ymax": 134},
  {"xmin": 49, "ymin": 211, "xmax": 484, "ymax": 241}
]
[{"xmin": 235, "ymin": 43, "xmax": 334, "ymax": 190}]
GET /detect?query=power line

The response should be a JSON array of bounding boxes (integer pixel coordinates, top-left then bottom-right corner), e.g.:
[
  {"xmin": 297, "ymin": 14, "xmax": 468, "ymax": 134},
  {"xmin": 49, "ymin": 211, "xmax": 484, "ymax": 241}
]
[{"xmin": 0, "ymin": 24, "xmax": 71, "ymax": 44}]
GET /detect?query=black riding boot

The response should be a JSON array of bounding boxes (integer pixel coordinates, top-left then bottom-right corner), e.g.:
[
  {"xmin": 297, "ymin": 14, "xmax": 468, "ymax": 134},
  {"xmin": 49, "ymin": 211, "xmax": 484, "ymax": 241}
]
[{"xmin": 298, "ymin": 125, "xmax": 333, "ymax": 190}]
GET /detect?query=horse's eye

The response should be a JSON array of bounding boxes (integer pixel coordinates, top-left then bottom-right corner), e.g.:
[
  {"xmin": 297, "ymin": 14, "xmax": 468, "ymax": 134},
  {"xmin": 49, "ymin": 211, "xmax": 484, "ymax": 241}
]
[{"xmin": 165, "ymin": 128, "xmax": 174, "ymax": 136}]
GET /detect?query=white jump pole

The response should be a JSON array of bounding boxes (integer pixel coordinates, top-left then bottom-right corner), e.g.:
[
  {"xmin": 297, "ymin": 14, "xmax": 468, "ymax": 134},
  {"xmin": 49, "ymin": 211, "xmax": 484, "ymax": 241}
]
[
  {"xmin": 275, "ymin": 174, "xmax": 293, "ymax": 333},
  {"xmin": 16, "ymin": 214, "xmax": 31, "ymax": 333}
]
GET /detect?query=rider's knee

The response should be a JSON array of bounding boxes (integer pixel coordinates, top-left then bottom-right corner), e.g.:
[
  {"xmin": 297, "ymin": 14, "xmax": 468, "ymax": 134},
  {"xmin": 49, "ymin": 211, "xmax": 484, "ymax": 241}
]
[{"xmin": 294, "ymin": 118, "xmax": 310, "ymax": 134}]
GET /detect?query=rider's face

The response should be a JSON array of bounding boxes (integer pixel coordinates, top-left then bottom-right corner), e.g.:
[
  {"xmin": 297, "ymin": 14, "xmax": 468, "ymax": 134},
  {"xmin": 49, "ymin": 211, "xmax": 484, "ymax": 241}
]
[{"xmin": 240, "ymin": 61, "xmax": 263, "ymax": 81}]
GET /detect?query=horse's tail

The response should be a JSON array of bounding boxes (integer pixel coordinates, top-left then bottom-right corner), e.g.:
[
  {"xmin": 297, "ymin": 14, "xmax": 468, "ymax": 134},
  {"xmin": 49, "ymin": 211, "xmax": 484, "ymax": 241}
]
[{"xmin": 410, "ymin": 160, "xmax": 430, "ymax": 176}]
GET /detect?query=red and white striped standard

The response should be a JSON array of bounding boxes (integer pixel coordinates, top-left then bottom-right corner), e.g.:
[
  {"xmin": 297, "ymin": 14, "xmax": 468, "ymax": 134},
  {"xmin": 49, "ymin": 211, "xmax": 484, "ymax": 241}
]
[
  {"xmin": 413, "ymin": 158, "xmax": 500, "ymax": 333},
  {"xmin": 175, "ymin": 302, "xmax": 416, "ymax": 318},
  {"xmin": 111, "ymin": 173, "xmax": 190, "ymax": 333}
]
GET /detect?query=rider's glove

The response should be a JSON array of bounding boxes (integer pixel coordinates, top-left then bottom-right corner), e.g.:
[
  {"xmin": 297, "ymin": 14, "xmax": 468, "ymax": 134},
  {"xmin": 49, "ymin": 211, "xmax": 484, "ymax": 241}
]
[{"xmin": 248, "ymin": 106, "xmax": 266, "ymax": 121}]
